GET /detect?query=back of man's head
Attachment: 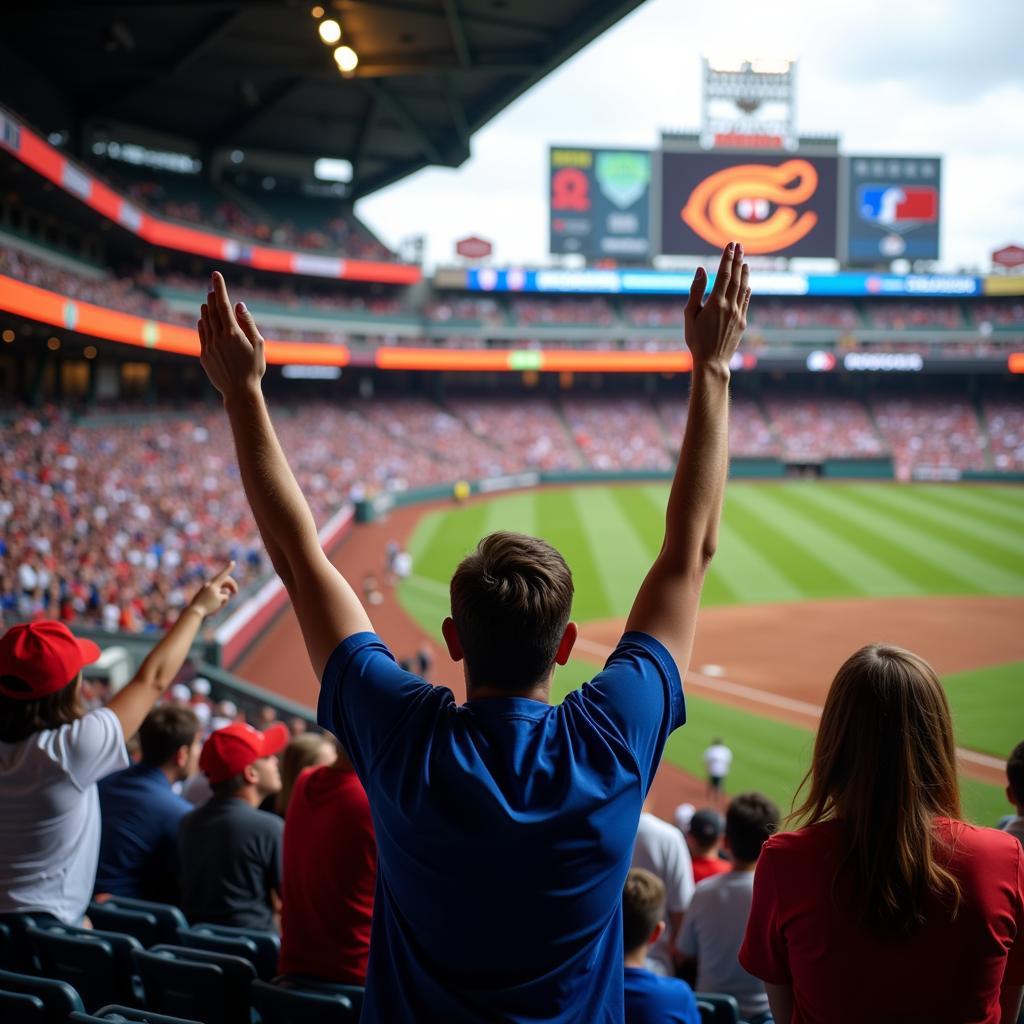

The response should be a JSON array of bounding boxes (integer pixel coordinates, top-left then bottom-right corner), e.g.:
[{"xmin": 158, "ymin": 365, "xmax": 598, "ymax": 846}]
[
  {"xmin": 139, "ymin": 704, "xmax": 200, "ymax": 768},
  {"xmin": 1007, "ymin": 741, "xmax": 1024, "ymax": 809},
  {"xmin": 687, "ymin": 808, "xmax": 724, "ymax": 854},
  {"xmin": 622, "ymin": 868, "xmax": 665, "ymax": 955},
  {"xmin": 725, "ymin": 791, "xmax": 779, "ymax": 864},
  {"xmin": 449, "ymin": 531, "xmax": 573, "ymax": 692}
]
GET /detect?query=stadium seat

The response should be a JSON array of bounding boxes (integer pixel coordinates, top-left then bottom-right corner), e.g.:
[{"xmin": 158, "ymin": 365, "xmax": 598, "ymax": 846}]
[
  {"xmin": 0, "ymin": 968, "xmax": 84, "ymax": 1023},
  {"xmin": 182, "ymin": 924, "xmax": 280, "ymax": 980},
  {"xmin": 69, "ymin": 1005, "xmax": 203, "ymax": 1023},
  {"xmin": 133, "ymin": 945, "xmax": 254, "ymax": 1024},
  {"xmin": 27, "ymin": 925, "xmax": 119, "ymax": 1012},
  {"xmin": 28, "ymin": 921, "xmax": 144, "ymax": 1007},
  {"xmin": 696, "ymin": 992, "xmax": 741, "ymax": 1024},
  {"xmin": 275, "ymin": 975, "xmax": 364, "ymax": 1016},
  {"xmin": 250, "ymin": 978, "xmax": 358, "ymax": 1024},
  {"xmin": 0, "ymin": 913, "xmax": 45, "ymax": 972},
  {"xmin": 88, "ymin": 904, "xmax": 162, "ymax": 949},
  {"xmin": 99, "ymin": 898, "xmax": 188, "ymax": 946}
]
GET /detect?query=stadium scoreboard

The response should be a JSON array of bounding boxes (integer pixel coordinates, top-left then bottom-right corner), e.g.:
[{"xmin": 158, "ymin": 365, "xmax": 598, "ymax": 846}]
[{"xmin": 548, "ymin": 140, "xmax": 942, "ymax": 265}]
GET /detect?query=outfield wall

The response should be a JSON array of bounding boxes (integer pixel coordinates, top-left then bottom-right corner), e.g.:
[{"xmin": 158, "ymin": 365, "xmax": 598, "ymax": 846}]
[{"xmin": 354, "ymin": 457, "xmax": 905, "ymax": 522}]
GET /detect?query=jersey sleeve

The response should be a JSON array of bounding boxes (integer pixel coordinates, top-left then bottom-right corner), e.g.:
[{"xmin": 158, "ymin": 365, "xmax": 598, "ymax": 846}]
[
  {"xmin": 58, "ymin": 707, "xmax": 129, "ymax": 791},
  {"xmin": 574, "ymin": 631, "xmax": 685, "ymax": 794},
  {"xmin": 317, "ymin": 631, "xmax": 437, "ymax": 779},
  {"xmin": 1006, "ymin": 841, "xmax": 1024, "ymax": 986},
  {"xmin": 738, "ymin": 841, "xmax": 792, "ymax": 985}
]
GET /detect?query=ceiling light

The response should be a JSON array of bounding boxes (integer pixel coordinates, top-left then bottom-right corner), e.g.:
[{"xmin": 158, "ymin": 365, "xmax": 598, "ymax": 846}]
[
  {"xmin": 334, "ymin": 45, "xmax": 358, "ymax": 73},
  {"xmin": 319, "ymin": 19, "xmax": 342, "ymax": 44}
]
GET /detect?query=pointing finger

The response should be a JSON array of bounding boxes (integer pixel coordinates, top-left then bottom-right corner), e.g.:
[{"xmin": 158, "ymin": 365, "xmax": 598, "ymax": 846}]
[{"xmin": 209, "ymin": 560, "xmax": 236, "ymax": 585}]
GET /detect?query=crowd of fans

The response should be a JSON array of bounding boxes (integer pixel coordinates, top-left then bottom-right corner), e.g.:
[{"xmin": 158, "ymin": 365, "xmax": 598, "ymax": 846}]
[{"xmin": 4, "ymin": 393, "xmax": 1018, "ymax": 632}]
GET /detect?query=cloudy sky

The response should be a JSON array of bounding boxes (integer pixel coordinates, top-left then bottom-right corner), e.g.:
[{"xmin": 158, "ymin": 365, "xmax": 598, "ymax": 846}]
[{"xmin": 358, "ymin": 0, "xmax": 1024, "ymax": 271}]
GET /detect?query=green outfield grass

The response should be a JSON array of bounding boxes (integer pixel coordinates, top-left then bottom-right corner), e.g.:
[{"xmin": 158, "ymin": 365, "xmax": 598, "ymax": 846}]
[{"xmin": 398, "ymin": 482, "xmax": 1024, "ymax": 825}]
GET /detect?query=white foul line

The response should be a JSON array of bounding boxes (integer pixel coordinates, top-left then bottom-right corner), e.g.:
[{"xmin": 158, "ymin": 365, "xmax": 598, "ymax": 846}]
[{"xmin": 572, "ymin": 636, "xmax": 1004, "ymax": 773}]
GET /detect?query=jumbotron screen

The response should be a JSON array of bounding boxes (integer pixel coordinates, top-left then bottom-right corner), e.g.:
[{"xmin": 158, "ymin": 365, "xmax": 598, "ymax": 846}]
[{"xmin": 659, "ymin": 152, "xmax": 839, "ymax": 258}]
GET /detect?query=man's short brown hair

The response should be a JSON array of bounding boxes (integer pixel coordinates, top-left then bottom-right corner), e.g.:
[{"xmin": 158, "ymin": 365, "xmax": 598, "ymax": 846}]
[
  {"xmin": 622, "ymin": 868, "xmax": 665, "ymax": 953},
  {"xmin": 725, "ymin": 791, "xmax": 779, "ymax": 863},
  {"xmin": 139, "ymin": 705, "xmax": 200, "ymax": 767},
  {"xmin": 449, "ymin": 531, "xmax": 573, "ymax": 692}
]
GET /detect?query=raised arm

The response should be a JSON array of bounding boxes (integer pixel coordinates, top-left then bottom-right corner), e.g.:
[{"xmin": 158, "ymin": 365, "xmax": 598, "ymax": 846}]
[
  {"xmin": 625, "ymin": 242, "xmax": 749, "ymax": 672},
  {"xmin": 198, "ymin": 273, "xmax": 372, "ymax": 678},
  {"xmin": 106, "ymin": 562, "xmax": 237, "ymax": 739}
]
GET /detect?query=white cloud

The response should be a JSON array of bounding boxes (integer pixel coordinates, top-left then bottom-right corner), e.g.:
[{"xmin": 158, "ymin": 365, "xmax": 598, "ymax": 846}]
[{"xmin": 358, "ymin": 0, "xmax": 1024, "ymax": 269}]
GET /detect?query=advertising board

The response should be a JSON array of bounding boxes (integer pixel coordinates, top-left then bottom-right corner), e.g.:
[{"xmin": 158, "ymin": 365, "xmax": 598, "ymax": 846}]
[{"xmin": 549, "ymin": 147, "xmax": 651, "ymax": 258}]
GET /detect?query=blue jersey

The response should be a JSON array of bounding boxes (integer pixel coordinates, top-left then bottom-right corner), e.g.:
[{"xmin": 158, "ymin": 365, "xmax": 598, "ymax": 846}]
[
  {"xmin": 624, "ymin": 967, "xmax": 701, "ymax": 1024},
  {"xmin": 319, "ymin": 630, "xmax": 684, "ymax": 1022}
]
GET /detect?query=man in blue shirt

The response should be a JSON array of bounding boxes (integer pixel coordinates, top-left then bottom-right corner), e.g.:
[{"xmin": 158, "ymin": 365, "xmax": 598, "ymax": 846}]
[
  {"xmin": 623, "ymin": 868, "xmax": 700, "ymax": 1024},
  {"xmin": 96, "ymin": 704, "xmax": 200, "ymax": 902},
  {"xmin": 197, "ymin": 240, "xmax": 750, "ymax": 1021}
]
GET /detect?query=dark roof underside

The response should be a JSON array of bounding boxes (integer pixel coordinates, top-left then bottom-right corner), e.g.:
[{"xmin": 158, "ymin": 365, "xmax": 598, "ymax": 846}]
[{"xmin": 1, "ymin": 0, "xmax": 647, "ymax": 198}]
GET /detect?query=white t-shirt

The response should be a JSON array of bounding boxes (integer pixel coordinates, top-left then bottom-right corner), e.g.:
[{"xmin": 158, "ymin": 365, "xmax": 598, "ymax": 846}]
[
  {"xmin": 678, "ymin": 869, "xmax": 768, "ymax": 1018},
  {"xmin": 703, "ymin": 743, "xmax": 733, "ymax": 779},
  {"xmin": 632, "ymin": 811, "xmax": 696, "ymax": 976},
  {"xmin": 0, "ymin": 707, "xmax": 128, "ymax": 923}
]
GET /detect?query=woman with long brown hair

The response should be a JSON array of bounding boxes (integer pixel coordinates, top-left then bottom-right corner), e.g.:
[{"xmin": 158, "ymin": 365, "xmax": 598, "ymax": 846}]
[{"xmin": 739, "ymin": 644, "xmax": 1024, "ymax": 1023}]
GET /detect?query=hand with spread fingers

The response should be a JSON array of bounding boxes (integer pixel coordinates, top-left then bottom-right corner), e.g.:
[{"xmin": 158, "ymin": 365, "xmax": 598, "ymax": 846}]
[
  {"xmin": 683, "ymin": 242, "xmax": 751, "ymax": 371},
  {"xmin": 198, "ymin": 271, "xmax": 267, "ymax": 399}
]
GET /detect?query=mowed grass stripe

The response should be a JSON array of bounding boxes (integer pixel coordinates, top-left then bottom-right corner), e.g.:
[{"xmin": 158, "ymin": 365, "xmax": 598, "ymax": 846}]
[
  {"xmin": 570, "ymin": 487, "xmax": 651, "ymax": 619},
  {"xmin": 482, "ymin": 490, "xmax": 538, "ymax": 540},
  {"xmin": 637, "ymin": 485, "xmax": 741, "ymax": 606},
  {"xmin": 858, "ymin": 485, "xmax": 1024, "ymax": 571},
  {"xmin": 412, "ymin": 501, "xmax": 492, "ymax": 583},
  {"xmin": 722, "ymin": 486, "xmax": 859, "ymax": 598},
  {"xmin": 957, "ymin": 485, "xmax": 1024, "ymax": 517},
  {"xmin": 943, "ymin": 660, "xmax": 1024, "ymax": 759},
  {"xmin": 750, "ymin": 484, "xmax": 923, "ymax": 596},
  {"xmin": 535, "ymin": 488, "xmax": 614, "ymax": 622},
  {"xmin": 788, "ymin": 485, "xmax": 988, "ymax": 594},
  {"xmin": 405, "ymin": 507, "xmax": 446, "ymax": 564},
  {"xmin": 921, "ymin": 486, "xmax": 1024, "ymax": 540},
  {"xmin": 840, "ymin": 486, "xmax": 1024, "ymax": 593}
]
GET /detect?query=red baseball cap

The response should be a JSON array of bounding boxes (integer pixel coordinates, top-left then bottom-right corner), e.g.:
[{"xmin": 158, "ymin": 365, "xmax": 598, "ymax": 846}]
[
  {"xmin": 200, "ymin": 721, "xmax": 289, "ymax": 784},
  {"xmin": 0, "ymin": 621, "xmax": 101, "ymax": 700}
]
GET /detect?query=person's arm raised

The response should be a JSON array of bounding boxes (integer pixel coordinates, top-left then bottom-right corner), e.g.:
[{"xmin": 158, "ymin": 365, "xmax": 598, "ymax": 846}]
[
  {"xmin": 107, "ymin": 563, "xmax": 238, "ymax": 739},
  {"xmin": 625, "ymin": 242, "xmax": 749, "ymax": 673},
  {"xmin": 198, "ymin": 273, "xmax": 372, "ymax": 678}
]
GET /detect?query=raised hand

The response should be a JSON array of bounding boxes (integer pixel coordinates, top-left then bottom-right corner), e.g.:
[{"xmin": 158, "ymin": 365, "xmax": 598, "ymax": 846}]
[
  {"xmin": 198, "ymin": 272, "xmax": 267, "ymax": 399},
  {"xmin": 683, "ymin": 242, "xmax": 751, "ymax": 370},
  {"xmin": 187, "ymin": 561, "xmax": 239, "ymax": 618}
]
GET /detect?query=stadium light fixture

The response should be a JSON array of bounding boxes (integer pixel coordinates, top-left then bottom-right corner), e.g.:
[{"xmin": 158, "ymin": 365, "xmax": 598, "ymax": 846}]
[
  {"xmin": 311, "ymin": 4, "xmax": 325, "ymax": 16},
  {"xmin": 319, "ymin": 19, "xmax": 342, "ymax": 44},
  {"xmin": 2, "ymin": 329, "xmax": 15, "ymax": 343},
  {"xmin": 706, "ymin": 54, "xmax": 746, "ymax": 72},
  {"xmin": 314, "ymin": 157, "xmax": 353, "ymax": 183},
  {"xmin": 84, "ymin": 345, "xmax": 97, "ymax": 359},
  {"xmin": 334, "ymin": 45, "xmax": 359, "ymax": 73},
  {"xmin": 750, "ymin": 58, "xmax": 792, "ymax": 74},
  {"xmin": 47, "ymin": 337, "xmax": 61, "ymax": 350}
]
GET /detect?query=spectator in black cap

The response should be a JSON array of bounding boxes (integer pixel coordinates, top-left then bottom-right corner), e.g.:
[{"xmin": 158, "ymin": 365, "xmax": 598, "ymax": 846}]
[{"xmin": 686, "ymin": 809, "xmax": 729, "ymax": 884}]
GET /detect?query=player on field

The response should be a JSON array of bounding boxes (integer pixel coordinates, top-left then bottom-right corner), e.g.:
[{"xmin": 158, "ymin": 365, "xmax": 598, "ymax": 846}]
[{"xmin": 197, "ymin": 241, "xmax": 750, "ymax": 1022}]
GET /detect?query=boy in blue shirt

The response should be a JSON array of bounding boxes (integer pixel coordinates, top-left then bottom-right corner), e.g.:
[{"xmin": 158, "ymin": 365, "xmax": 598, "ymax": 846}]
[
  {"xmin": 197, "ymin": 241, "xmax": 750, "ymax": 1022},
  {"xmin": 624, "ymin": 868, "xmax": 700, "ymax": 1024}
]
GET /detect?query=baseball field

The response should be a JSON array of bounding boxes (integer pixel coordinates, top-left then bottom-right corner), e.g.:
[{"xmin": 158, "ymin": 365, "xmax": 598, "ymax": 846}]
[{"xmin": 396, "ymin": 482, "xmax": 1024, "ymax": 826}]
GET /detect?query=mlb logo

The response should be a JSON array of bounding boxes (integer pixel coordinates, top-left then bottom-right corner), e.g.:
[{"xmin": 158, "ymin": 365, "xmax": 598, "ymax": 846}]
[{"xmin": 859, "ymin": 185, "xmax": 937, "ymax": 231}]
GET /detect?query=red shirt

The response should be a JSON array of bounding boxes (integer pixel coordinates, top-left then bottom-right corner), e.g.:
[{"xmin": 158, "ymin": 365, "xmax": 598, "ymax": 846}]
[
  {"xmin": 692, "ymin": 854, "xmax": 731, "ymax": 885},
  {"xmin": 739, "ymin": 818, "xmax": 1024, "ymax": 1024},
  {"xmin": 279, "ymin": 765, "xmax": 376, "ymax": 983}
]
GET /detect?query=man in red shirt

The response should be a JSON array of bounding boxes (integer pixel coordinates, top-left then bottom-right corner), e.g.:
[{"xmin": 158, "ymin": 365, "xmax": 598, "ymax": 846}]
[{"xmin": 278, "ymin": 743, "xmax": 376, "ymax": 984}]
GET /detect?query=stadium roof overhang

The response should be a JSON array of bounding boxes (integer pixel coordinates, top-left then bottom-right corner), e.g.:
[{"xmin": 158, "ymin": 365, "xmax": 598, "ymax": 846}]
[{"xmin": 0, "ymin": 0, "xmax": 647, "ymax": 200}]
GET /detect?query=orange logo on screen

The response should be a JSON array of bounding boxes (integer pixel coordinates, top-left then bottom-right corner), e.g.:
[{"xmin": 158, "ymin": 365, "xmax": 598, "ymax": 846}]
[{"xmin": 681, "ymin": 159, "xmax": 820, "ymax": 254}]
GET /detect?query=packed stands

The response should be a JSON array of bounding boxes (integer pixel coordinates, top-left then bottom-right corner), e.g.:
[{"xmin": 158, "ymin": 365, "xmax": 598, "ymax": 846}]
[
  {"xmin": 764, "ymin": 397, "xmax": 886, "ymax": 462},
  {"xmin": 871, "ymin": 398, "xmax": 989, "ymax": 480},
  {"xmin": 984, "ymin": 402, "xmax": 1024, "ymax": 471},
  {"xmin": 509, "ymin": 297, "xmax": 617, "ymax": 327},
  {"xmin": 748, "ymin": 300, "xmax": 860, "ymax": 330},
  {"xmin": 562, "ymin": 398, "xmax": 672, "ymax": 471},
  {"xmin": 865, "ymin": 301, "xmax": 964, "ymax": 330},
  {"xmin": 659, "ymin": 398, "xmax": 782, "ymax": 457}
]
